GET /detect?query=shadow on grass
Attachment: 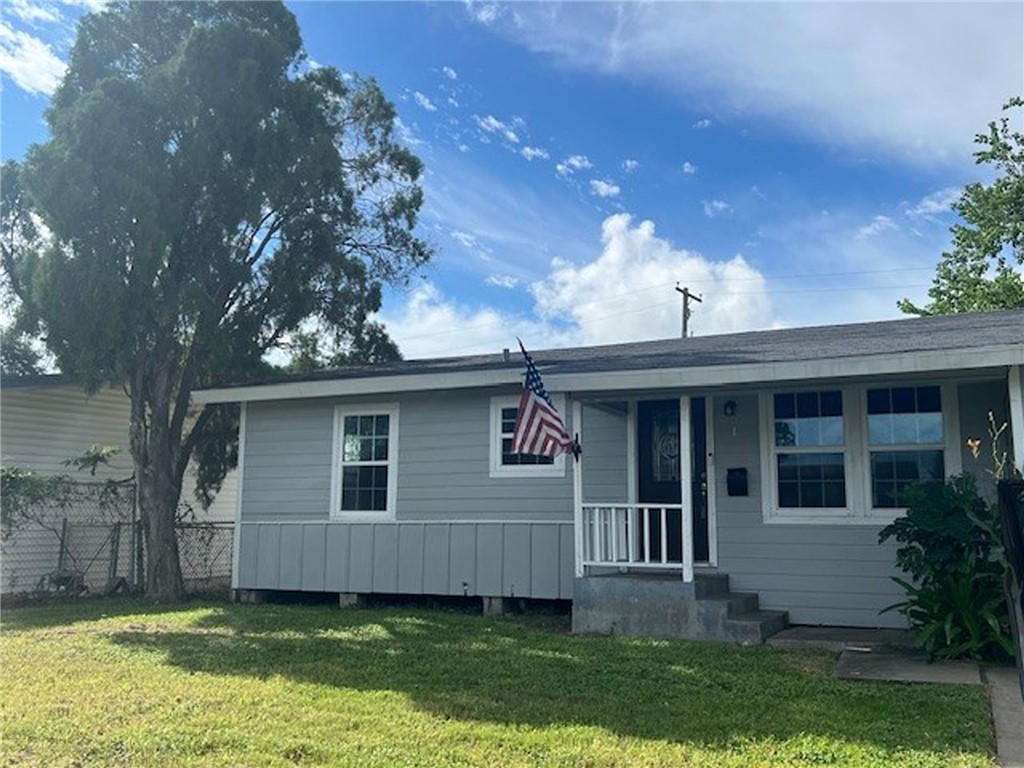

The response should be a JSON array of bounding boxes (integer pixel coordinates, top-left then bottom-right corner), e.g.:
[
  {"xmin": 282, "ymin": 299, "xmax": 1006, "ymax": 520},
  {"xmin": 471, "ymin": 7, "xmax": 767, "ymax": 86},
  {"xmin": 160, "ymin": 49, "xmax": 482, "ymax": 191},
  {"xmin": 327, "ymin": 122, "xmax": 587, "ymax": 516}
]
[{"xmin": 79, "ymin": 601, "xmax": 993, "ymax": 754}]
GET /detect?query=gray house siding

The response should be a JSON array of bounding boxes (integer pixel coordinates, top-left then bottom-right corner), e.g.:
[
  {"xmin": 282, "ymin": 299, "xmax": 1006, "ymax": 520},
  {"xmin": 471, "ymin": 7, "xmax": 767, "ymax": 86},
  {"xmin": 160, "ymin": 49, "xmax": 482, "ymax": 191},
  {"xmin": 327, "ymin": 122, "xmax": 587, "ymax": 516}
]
[
  {"xmin": 236, "ymin": 521, "xmax": 575, "ymax": 598},
  {"xmin": 237, "ymin": 389, "xmax": 609, "ymax": 597},
  {"xmin": 235, "ymin": 374, "xmax": 1008, "ymax": 627},
  {"xmin": 712, "ymin": 380, "xmax": 1006, "ymax": 628}
]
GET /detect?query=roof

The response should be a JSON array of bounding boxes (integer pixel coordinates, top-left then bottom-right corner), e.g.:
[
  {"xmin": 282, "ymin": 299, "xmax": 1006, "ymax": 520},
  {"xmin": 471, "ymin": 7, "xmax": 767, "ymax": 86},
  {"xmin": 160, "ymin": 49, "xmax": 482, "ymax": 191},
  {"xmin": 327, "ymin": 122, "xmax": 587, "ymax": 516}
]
[{"xmin": 195, "ymin": 309, "xmax": 1024, "ymax": 403}]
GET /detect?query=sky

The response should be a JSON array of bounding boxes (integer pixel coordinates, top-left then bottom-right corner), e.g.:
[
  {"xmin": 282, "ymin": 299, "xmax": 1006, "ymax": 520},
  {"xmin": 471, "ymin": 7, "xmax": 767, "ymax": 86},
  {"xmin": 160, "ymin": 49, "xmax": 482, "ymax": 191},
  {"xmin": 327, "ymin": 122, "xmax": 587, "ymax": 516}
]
[{"xmin": 2, "ymin": 1, "xmax": 1022, "ymax": 360}]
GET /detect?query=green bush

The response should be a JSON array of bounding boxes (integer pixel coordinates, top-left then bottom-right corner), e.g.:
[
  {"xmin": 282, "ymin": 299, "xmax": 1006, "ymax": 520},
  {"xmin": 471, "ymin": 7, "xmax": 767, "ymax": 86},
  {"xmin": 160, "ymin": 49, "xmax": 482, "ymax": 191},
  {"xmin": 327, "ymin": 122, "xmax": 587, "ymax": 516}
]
[{"xmin": 879, "ymin": 474, "xmax": 1015, "ymax": 661}]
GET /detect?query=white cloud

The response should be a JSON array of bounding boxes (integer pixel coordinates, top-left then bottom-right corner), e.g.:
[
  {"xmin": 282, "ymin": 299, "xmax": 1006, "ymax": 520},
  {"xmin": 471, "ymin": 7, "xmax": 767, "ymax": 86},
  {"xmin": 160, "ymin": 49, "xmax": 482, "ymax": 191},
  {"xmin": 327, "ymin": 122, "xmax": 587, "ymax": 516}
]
[
  {"xmin": 622, "ymin": 159, "xmax": 639, "ymax": 173},
  {"xmin": 473, "ymin": 114, "xmax": 519, "ymax": 143},
  {"xmin": 472, "ymin": 4, "xmax": 1023, "ymax": 167},
  {"xmin": 8, "ymin": 0, "xmax": 60, "ymax": 24},
  {"xmin": 531, "ymin": 213, "xmax": 774, "ymax": 344},
  {"xmin": 906, "ymin": 186, "xmax": 961, "ymax": 219},
  {"xmin": 0, "ymin": 21, "xmax": 65, "ymax": 95},
  {"xmin": 394, "ymin": 117, "xmax": 424, "ymax": 147},
  {"xmin": 449, "ymin": 229, "xmax": 492, "ymax": 259},
  {"xmin": 555, "ymin": 154, "xmax": 593, "ymax": 176},
  {"xmin": 413, "ymin": 91, "xmax": 437, "ymax": 112},
  {"xmin": 520, "ymin": 146, "xmax": 549, "ymax": 161},
  {"xmin": 485, "ymin": 274, "xmax": 519, "ymax": 289},
  {"xmin": 681, "ymin": 161, "xmax": 698, "ymax": 175},
  {"xmin": 702, "ymin": 200, "xmax": 731, "ymax": 218},
  {"xmin": 448, "ymin": 96, "xmax": 460, "ymax": 108},
  {"xmin": 442, "ymin": 65, "xmax": 458, "ymax": 80},
  {"xmin": 692, "ymin": 118, "xmax": 712, "ymax": 130},
  {"xmin": 589, "ymin": 179, "xmax": 621, "ymax": 198},
  {"xmin": 467, "ymin": 2, "xmax": 502, "ymax": 26},
  {"xmin": 856, "ymin": 215, "xmax": 898, "ymax": 240},
  {"xmin": 377, "ymin": 283, "xmax": 566, "ymax": 358}
]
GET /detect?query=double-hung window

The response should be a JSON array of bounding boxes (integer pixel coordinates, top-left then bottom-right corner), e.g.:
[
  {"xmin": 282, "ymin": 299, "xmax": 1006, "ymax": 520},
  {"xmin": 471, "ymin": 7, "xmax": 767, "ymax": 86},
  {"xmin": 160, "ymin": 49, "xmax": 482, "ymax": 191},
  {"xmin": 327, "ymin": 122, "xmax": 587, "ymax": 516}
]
[
  {"xmin": 331, "ymin": 404, "xmax": 398, "ymax": 518},
  {"xmin": 489, "ymin": 395, "xmax": 566, "ymax": 478},
  {"xmin": 770, "ymin": 390, "xmax": 848, "ymax": 511},
  {"xmin": 866, "ymin": 386, "xmax": 945, "ymax": 508},
  {"xmin": 762, "ymin": 382, "xmax": 959, "ymax": 523}
]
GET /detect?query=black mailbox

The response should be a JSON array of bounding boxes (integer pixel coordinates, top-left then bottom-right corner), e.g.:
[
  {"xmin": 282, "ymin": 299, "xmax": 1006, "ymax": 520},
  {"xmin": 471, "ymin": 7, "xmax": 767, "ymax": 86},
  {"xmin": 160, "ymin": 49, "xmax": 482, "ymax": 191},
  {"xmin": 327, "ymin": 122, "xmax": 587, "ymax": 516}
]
[{"xmin": 727, "ymin": 468, "xmax": 748, "ymax": 497}]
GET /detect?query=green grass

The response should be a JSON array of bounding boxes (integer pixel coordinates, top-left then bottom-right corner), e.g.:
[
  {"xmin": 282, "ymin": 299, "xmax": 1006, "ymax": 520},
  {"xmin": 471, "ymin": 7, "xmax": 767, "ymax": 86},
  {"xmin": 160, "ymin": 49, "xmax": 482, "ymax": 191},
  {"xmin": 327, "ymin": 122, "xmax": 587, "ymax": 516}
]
[{"xmin": 0, "ymin": 598, "xmax": 995, "ymax": 767}]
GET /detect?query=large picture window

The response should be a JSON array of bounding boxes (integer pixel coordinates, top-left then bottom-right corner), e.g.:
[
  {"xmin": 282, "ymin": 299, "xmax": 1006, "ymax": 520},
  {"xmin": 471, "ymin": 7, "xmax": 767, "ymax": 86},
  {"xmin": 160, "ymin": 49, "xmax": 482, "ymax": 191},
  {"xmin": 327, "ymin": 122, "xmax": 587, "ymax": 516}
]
[
  {"xmin": 489, "ymin": 395, "xmax": 566, "ymax": 478},
  {"xmin": 332, "ymin": 404, "xmax": 398, "ymax": 518}
]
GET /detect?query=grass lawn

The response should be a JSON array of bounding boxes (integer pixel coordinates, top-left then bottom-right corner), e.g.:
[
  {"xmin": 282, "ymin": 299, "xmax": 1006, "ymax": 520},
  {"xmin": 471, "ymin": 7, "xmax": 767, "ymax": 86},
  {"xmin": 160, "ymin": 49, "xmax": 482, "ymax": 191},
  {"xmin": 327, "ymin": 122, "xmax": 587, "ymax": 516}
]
[{"xmin": 0, "ymin": 598, "xmax": 995, "ymax": 767}]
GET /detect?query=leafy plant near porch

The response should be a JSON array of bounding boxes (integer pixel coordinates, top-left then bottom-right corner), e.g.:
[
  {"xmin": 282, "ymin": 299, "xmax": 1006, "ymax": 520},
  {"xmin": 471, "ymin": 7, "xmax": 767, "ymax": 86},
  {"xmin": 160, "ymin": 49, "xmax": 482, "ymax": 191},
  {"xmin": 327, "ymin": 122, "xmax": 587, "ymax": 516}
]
[{"xmin": 879, "ymin": 474, "xmax": 1014, "ymax": 661}]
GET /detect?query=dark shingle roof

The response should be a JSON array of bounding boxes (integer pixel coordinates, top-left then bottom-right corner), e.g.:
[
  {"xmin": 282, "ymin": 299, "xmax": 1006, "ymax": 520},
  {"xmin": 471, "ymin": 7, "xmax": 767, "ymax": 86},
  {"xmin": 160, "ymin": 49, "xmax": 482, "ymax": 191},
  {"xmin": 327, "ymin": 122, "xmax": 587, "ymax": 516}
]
[{"xmin": 207, "ymin": 308, "xmax": 1024, "ymax": 390}]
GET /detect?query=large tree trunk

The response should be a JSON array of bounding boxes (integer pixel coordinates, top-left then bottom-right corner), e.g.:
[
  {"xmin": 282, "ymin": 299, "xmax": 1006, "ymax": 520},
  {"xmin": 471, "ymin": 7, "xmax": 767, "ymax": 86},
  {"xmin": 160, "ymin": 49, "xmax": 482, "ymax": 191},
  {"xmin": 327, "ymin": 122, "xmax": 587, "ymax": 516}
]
[
  {"xmin": 129, "ymin": 360, "xmax": 186, "ymax": 601},
  {"xmin": 137, "ymin": 440, "xmax": 184, "ymax": 601}
]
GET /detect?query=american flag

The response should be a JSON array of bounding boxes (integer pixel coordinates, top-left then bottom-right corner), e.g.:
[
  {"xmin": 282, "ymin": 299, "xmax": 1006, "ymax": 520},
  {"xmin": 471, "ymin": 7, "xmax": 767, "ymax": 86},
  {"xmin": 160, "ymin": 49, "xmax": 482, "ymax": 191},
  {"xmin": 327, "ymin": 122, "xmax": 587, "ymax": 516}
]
[{"xmin": 512, "ymin": 340, "xmax": 580, "ymax": 459}]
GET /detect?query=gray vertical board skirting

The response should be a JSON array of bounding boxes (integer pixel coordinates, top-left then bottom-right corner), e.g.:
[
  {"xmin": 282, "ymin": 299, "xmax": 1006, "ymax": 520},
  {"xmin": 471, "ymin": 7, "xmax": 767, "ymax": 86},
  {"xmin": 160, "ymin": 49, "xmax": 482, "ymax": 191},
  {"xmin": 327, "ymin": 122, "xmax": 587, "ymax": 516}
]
[
  {"xmin": 529, "ymin": 524, "xmax": 560, "ymax": 599},
  {"xmin": 502, "ymin": 524, "xmax": 531, "ymax": 598},
  {"xmin": 238, "ymin": 524, "xmax": 259, "ymax": 587},
  {"xmin": 348, "ymin": 525, "xmax": 374, "ymax": 592},
  {"xmin": 422, "ymin": 524, "xmax": 450, "ymax": 594},
  {"xmin": 372, "ymin": 524, "xmax": 399, "ymax": 593},
  {"xmin": 476, "ymin": 524, "xmax": 503, "ymax": 595},
  {"xmin": 324, "ymin": 525, "xmax": 350, "ymax": 592},
  {"xmin": 236, "ymin": 520, "xmax": 574, "ymax": 599},
  {"xmin": 449, "ymin": 524, "xmax": 477, "ymax": 595},
  {"xmin": 558, "ymin": 524, "xmax": 575, "ymax": 599},
  {"xmin": 301, "ymin": 524, "xmax": 327, "ymax": 592},
  {"xmin": 398, "ymin": 524, "xmax": 426, "ymax": 594},
  {"xmin": 255, "ymin": 524, "xmax": 281, "ymax": 589},
  {"xmin": 278, "ymin": 524, "xmax": 303, "ymax": 590}
]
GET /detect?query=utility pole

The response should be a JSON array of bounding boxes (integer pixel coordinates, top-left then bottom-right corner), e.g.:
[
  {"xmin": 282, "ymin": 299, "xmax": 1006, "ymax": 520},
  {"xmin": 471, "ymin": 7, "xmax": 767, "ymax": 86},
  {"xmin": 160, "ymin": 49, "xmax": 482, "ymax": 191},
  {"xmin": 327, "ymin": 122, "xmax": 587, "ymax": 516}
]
[{"xmin": 675, "ymin": 284, "xmax": 702, "ymax": 338}]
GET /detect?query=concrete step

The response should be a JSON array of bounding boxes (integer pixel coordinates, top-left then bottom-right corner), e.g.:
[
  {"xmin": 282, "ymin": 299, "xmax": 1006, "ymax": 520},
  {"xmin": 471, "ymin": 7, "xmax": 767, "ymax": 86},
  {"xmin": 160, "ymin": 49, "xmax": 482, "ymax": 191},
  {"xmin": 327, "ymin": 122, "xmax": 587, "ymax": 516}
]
[
  {"xmin": 693, "ymin": 572, "xmax": 731, "ymax": 599},
  {"xmin": 725, "ymin": 609, "xmax": 790, "ymax": 645}
]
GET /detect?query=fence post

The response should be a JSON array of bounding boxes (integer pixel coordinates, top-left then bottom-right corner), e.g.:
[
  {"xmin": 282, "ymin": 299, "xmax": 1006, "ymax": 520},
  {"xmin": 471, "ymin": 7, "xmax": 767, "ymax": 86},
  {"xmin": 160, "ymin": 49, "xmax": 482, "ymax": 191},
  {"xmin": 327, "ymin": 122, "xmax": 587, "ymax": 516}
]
[
  {"xmin": 108, "ymin": 522, "xmax": 121, "ymax": 586},
  {"xmin": 56, "ymin": 518, "xmax": 69, "ymax": 572}
]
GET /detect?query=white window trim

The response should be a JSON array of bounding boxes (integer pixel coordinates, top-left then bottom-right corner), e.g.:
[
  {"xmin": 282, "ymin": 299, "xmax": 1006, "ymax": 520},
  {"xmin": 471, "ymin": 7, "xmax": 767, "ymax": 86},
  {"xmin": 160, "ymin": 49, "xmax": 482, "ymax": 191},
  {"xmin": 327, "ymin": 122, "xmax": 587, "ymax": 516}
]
[
  {"xmin": 330, "ymin": 403, "xmax": 399, "ymax": 521},
  {"xmin": 489, "ymin": 394, "xmax": 567, "ymax": 479},
  {"xmin": 760, "ymin": 382, "xmax": 962, "ymax": 525}
]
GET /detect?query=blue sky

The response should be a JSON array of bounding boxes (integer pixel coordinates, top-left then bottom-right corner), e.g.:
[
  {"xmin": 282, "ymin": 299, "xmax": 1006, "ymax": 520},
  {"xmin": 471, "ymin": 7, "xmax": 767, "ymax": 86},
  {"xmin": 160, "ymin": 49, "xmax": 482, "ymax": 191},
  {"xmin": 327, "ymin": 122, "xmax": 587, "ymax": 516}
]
[{"xmin": 2, "ymin": 2, "xmax": 1022, "ymax": 359}]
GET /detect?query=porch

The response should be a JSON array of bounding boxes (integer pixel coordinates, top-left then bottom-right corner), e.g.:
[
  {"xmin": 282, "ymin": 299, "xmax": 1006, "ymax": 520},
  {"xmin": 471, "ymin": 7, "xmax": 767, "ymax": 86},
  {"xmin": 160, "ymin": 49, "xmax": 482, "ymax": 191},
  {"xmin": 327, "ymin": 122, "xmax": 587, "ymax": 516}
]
[{"xmin": 569, "ymin": 395, "xmax": 789, "ymax": 642}]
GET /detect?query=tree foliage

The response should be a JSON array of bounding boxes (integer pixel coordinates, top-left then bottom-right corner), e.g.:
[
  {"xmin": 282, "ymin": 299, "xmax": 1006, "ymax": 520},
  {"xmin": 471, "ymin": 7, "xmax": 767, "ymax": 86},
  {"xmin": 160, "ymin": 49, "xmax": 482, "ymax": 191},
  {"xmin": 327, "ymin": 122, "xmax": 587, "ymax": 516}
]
[
  {"xmin": 900, "ymin": 97, "xmax": 1024, "ymax": 315},
  {"xmin": 1, "ymin": 1, "xmax": 431, "ymax": 598}
]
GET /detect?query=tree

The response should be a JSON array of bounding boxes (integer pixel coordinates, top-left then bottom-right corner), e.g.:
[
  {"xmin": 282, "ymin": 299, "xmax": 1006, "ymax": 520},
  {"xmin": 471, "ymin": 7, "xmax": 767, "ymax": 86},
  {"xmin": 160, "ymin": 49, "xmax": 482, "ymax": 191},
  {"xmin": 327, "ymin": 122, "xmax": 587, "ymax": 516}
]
[
  {"xmin": 1, "ymin": 2, "xmax": 431, "ymax": 599},
  {"xmin": 900, "ymin": 97, "xmax": 1024, "ymax": 315}
]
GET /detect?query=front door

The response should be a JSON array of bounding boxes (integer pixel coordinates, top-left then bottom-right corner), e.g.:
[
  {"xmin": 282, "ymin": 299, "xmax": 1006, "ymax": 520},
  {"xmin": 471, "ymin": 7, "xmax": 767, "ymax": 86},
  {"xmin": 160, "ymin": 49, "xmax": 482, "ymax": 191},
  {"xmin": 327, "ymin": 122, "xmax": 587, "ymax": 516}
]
[{"xmin": 637, "ymin": 399, "xmax": 709, "ymax": 563}]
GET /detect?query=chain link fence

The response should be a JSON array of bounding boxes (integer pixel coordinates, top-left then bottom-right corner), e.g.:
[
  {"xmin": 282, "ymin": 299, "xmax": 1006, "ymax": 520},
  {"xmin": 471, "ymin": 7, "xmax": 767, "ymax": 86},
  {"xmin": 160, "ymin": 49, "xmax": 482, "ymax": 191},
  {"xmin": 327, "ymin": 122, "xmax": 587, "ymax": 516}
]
[{"xmin": 1, "ymin": 480, "xmax": 233, "ymax": 600}]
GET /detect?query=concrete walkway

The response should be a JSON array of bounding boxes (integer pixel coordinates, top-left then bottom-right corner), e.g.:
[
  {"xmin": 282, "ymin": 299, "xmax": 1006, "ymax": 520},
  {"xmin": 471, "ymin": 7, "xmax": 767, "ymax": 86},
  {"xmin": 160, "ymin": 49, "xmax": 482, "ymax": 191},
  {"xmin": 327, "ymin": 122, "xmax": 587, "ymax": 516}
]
[{"xmin": 769, "ymin": 627, "xmax": 1023, "ymax": 767}]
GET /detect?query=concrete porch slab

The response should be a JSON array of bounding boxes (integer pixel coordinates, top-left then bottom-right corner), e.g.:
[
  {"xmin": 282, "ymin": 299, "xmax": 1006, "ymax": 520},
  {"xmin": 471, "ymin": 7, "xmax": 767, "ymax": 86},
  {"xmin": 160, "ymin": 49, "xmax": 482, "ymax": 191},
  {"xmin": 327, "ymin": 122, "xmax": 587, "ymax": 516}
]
[
  {"xmin": 835, "ymin": 648, "xmax": 982, "ymax": 686},
  {"xmin": 767, "ymin": 625, "xmax": 915, "ymax": 652},
  {"xmin": 985, "ymin": 667, "xmax": 1024, "ymax": 768}
]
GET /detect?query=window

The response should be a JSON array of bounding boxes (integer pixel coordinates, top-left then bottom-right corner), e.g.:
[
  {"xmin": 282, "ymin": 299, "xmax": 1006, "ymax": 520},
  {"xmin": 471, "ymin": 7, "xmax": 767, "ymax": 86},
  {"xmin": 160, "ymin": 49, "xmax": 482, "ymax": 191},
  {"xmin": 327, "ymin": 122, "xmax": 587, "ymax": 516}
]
[
  {"xmin": 331, "ymin": 404, "xmax": 398, "ymax": 518},
  {"xmin": 489, "ymin": 395, "xmax": 566, "ymax": 478},
  {"xmin": 761, "ymin": 382, "xmax": 960, "ymax": 524},
  {"xmin": 771, "ymin": 391, "xmax": 848, "ymax": 511},
  {"xmin": 867, "ymin": 386, "xmax": 944, "ymax": 508}
]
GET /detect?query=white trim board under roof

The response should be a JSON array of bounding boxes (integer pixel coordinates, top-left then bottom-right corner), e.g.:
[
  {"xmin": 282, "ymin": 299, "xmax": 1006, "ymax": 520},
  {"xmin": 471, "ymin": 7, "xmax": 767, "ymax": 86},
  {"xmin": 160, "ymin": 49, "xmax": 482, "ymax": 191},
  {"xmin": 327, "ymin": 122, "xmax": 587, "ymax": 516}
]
[{"xmin": 193, "ymin": 310, "xmax": 1024, "ymax": 404}]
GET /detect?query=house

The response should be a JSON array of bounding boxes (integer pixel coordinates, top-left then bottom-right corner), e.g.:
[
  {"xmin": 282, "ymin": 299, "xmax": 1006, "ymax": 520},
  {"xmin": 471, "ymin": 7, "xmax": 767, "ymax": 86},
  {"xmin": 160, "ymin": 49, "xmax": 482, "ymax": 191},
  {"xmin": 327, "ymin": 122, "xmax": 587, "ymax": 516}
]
[
  {"xmin": 1, "ymin": 375, "xmax": 236, "ymax": 593},
  {"xmin": 193, "ymin": 309, "xmax": 1024, "ymax": 642}
]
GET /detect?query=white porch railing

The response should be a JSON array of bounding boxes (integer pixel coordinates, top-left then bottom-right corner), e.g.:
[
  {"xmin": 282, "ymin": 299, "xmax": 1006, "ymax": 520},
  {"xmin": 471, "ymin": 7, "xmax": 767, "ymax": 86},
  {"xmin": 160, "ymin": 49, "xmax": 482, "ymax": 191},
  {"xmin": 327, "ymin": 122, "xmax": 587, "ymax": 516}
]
[{"xmin": 581, "ymin": 503, "xmax": 685, "ymax": 570}]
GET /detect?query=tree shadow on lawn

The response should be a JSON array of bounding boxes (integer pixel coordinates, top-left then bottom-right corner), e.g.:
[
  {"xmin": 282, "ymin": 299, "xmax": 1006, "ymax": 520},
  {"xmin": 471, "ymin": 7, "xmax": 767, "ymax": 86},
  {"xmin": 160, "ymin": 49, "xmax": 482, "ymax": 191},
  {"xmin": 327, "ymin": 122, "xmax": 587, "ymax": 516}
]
[{"xmin": 103, "ymin": 603, "xmax": 989, "ymax": 755}]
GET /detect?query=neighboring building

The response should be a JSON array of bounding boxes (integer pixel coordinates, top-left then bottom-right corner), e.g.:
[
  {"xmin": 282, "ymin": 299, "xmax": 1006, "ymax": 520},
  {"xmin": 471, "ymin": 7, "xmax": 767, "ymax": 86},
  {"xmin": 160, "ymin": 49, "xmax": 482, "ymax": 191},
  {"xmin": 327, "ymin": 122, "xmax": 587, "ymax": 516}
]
[
  {"xmin": 1, "ymin": 376, "xmax": 236, "ymax": 593},
  {"xmin": 195, "ymin": 310, "xmax": 1024, "ymax": 641}
]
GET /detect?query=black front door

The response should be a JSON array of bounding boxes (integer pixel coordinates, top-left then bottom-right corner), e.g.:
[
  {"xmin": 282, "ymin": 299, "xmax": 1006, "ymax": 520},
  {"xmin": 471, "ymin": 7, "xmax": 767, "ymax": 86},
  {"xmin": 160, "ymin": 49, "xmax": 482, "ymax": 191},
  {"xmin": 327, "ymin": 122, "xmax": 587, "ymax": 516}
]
[{"xmin": 637, "ymin": 399, "xmax": 709, "ymax": 563}]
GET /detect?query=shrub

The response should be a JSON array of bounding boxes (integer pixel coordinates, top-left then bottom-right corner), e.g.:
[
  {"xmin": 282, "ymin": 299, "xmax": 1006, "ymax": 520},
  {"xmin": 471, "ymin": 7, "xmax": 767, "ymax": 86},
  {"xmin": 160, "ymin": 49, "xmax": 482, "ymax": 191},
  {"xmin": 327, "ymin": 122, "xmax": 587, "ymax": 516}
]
[{"xmin": 879, "ymin": 474, "xmax": 1015, "ymax": 661}]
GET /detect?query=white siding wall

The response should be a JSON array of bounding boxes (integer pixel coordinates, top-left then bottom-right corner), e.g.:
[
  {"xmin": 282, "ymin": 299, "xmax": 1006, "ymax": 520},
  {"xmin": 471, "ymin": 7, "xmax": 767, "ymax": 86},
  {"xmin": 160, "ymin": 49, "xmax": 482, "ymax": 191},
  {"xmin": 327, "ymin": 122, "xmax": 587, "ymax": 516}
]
[{"xmin": 0, "ymin": 382, "xmax": 236, "ymax": 520}]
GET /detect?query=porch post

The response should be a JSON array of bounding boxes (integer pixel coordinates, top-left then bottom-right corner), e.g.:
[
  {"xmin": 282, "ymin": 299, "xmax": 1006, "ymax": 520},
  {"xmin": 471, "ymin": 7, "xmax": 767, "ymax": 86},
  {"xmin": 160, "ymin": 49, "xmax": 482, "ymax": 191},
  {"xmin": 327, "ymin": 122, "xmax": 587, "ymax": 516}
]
[
  {"xmin": 1009, "ymin": 365, "xmax": 1024, "ymax": 475},
  {"xmin": 678, "ymin": 395, "xmax": 694, "ymax": 583},
  {"xmin": 572, "ymin": 398, "xmax": 584, "ymax": 577}
]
